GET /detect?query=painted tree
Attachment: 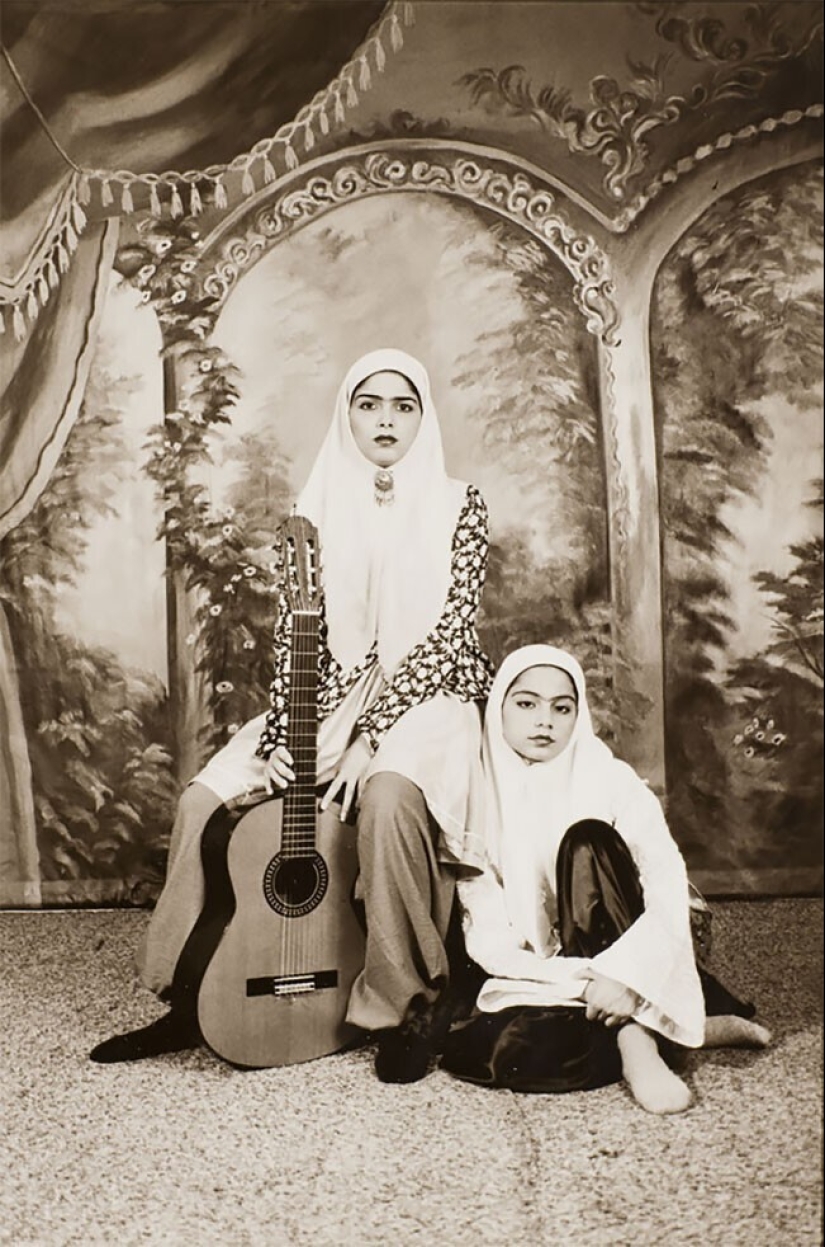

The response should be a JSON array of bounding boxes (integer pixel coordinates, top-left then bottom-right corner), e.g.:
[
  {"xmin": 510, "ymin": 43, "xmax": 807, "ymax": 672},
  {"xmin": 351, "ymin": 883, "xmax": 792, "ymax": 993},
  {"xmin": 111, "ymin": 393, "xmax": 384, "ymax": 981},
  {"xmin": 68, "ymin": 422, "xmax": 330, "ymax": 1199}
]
[
  {"xmin": 652, "ymin": 161, "xmax": 823, "ymax": 868},
  {"xmin": 0, "ymin": 351, "xmax": 176, "ymax": 894}
]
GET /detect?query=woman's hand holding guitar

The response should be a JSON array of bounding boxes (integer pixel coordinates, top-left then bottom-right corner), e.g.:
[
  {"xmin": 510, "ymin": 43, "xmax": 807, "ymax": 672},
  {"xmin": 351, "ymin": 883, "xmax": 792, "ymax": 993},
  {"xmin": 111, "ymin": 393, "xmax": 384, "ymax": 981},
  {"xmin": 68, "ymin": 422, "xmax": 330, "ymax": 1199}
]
[
  {"xmin": 320, "ymin": 735, "xmax": 373, "ymax": 822},
  {"xmin": 265, "ymin": 746, "xmax": 295, "ymax": 791}
]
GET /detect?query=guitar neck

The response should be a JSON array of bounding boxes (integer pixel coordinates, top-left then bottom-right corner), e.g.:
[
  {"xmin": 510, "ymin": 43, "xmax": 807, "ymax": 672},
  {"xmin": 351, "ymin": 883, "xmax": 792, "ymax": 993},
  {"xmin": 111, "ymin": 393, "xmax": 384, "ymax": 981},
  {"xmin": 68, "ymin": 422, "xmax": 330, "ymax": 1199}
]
[{"xmin": 283, "ymin": 610, "xmax": 319, "ymax": 857}]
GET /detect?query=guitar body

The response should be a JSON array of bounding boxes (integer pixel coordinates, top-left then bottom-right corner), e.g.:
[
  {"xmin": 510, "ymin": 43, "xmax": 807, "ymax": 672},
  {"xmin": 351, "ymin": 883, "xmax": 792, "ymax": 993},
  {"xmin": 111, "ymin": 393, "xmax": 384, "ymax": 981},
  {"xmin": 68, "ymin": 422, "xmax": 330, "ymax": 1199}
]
[{"xmin": 197, "ymin": 796, "xmax": 365, "ymax": 1069}]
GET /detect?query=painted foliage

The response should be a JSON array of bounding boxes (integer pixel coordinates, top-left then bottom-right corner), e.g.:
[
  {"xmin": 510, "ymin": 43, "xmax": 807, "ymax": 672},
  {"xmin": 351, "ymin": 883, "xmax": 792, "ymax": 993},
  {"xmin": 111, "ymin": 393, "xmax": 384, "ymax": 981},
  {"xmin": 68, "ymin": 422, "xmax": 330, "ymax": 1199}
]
[
  {"xmin": 654, "ymin": 161, "xmax": 823, "ymax": 873},
  {"xmin": 0, "ymin": 193, "xmax": 611, "ymax": 897}
]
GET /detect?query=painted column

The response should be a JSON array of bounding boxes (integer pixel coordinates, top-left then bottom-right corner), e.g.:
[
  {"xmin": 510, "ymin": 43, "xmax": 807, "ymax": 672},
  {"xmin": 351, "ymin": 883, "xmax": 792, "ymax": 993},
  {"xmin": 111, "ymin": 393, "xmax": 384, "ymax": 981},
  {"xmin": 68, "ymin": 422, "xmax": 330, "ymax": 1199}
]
[
  {"xmin": 596, "ymin": 264, "xmax": 666, "ymax": 793},
  {"xmin": 162, "ymin": 346, "xmax": 206, "ymax": 786}
]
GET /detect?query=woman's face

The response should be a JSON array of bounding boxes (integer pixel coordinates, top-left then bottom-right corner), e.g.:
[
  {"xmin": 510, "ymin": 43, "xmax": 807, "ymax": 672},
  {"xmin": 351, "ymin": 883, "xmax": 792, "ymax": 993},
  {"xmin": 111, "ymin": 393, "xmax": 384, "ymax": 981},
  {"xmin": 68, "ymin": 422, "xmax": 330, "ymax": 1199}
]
[
  {"xmin": 348, "ymin": 370, "xmax": 423, "ymax": 468},
  {"xmin": 501, "ymin": 665, "xmax": 578, "ymax": 764}
]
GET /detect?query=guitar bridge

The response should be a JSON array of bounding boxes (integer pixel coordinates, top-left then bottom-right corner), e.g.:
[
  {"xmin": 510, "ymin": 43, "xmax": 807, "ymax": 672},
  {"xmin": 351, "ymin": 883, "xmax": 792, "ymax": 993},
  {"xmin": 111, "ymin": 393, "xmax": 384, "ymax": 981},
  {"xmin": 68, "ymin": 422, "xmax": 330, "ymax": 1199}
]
[{"xmin": 247, "ymin": 970, "xmax": 339, "ymax": 998}]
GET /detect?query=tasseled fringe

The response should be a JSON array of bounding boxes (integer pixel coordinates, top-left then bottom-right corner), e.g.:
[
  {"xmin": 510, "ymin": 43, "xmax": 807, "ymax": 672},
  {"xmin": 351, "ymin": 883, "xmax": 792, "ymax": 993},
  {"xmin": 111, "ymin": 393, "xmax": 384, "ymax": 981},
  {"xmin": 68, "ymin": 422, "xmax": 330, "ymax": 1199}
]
[
  {"xmin": 2, "ymin": 5, "xmax": 413, "ymax": 342},
  {"xmin": 170, "ymin": 183, "xmax": 184, "ymax": 217},
  {"xmin": 374, "ymin": 36, "xmax": 386, "ymax": 72}
]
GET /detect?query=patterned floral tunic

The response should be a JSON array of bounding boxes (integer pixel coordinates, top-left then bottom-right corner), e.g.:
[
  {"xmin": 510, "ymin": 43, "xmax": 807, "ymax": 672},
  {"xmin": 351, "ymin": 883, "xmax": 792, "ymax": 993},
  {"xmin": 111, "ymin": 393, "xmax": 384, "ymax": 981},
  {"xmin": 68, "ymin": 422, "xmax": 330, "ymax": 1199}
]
[{"xmin": 256, "ymin": 484, "xmax": 494, "ymax": 759}]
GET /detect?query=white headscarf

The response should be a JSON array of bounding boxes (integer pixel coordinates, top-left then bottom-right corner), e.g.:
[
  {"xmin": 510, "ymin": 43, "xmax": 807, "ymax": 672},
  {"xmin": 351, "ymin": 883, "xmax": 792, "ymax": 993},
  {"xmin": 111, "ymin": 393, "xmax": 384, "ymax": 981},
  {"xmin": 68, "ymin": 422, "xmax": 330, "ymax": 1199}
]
[
  {"xmin": 296, "ymin": 349, "xmax": 467, "ymax": 676},
  {"xmin": 483, "ymin": 644, "xmax": 639, "ymax": 955}
]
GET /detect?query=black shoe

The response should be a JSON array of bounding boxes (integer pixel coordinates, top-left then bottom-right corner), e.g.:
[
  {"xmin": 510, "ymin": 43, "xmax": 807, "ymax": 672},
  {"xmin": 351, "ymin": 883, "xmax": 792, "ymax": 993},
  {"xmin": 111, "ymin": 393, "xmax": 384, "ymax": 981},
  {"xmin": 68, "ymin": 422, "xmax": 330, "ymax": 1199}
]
[
  {"xmin": 89, "ymin": 1010, "xmax": 201, "ymax": 1063},
  {"xmin": 375, "ymin": 1000, "xmax": 451, "ymax": 1085}
]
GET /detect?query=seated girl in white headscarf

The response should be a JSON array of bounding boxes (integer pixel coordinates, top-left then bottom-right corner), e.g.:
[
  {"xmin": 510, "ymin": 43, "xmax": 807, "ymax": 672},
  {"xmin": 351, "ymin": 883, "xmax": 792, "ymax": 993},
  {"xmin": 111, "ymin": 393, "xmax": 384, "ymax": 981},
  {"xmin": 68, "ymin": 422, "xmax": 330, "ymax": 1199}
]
[
  {"xmin": 91, "ymin": 350, "xmax": 493, "ymax": 1083},
  {"xmin": 442, "ymin": 645, "xmax": 771, "ymax": 1114}
]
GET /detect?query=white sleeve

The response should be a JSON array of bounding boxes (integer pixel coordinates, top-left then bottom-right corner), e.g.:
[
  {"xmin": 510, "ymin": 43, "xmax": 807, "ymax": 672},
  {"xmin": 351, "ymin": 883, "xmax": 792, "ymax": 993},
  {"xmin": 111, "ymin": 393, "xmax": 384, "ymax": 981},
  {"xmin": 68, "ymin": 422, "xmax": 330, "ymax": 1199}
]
[{"xmin": 457, "ymin": 870, "xmax": 590, "ymax": 987}]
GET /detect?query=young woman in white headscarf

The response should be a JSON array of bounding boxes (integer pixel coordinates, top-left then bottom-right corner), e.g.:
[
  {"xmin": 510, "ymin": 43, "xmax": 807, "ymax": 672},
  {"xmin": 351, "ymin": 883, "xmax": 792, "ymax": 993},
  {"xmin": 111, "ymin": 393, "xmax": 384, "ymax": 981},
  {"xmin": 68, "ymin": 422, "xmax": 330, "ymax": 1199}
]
[
  {"xmin": 442, "ymin": 645, "xmax": 771, "ymax": 1114},
  {"xmin": 90, "ymin": 350, "xmax": 494, "ymax": 1082}
]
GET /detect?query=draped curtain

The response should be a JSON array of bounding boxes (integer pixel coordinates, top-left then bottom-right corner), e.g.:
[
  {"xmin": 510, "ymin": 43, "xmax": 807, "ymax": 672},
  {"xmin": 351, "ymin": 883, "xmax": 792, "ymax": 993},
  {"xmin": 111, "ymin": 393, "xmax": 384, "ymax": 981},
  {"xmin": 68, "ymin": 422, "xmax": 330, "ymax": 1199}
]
[{"xmin": 0, "ymin": 0, "xmax": 386, "ymax": 904}]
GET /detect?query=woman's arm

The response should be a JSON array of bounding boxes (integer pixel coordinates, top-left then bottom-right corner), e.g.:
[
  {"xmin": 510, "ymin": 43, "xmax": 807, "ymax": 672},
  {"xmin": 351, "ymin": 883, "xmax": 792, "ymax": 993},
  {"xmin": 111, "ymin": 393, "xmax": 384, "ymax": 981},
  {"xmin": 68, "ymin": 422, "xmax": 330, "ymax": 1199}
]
[
  {"xmin": 256, "ymin": 584, "xmax": 293, "ymax": 761},
  {"xmin": 356, "ymin": 484, "xmax": 494, "ymax": 752}
]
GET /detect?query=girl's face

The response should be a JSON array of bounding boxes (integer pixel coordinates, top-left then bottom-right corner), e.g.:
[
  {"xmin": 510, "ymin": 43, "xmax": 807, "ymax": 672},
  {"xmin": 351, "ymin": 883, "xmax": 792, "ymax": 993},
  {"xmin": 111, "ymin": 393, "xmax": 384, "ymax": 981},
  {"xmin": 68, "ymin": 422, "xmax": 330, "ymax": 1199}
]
[
  {"xmin": 348, "ymin": 371, "xmax": 423, "ymax": 468},
  {"xmin": 501, "ymin": 665, "xmax": 578, "ymax": 764}
]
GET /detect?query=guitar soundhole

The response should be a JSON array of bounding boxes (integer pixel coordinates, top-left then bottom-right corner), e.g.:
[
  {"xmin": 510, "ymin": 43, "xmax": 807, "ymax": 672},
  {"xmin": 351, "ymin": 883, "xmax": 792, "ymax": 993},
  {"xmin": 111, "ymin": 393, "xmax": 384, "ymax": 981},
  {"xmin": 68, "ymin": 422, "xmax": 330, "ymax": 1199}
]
[{"xmin": 263, "ymin": 852, "xmax": 329, "ymax": 918}]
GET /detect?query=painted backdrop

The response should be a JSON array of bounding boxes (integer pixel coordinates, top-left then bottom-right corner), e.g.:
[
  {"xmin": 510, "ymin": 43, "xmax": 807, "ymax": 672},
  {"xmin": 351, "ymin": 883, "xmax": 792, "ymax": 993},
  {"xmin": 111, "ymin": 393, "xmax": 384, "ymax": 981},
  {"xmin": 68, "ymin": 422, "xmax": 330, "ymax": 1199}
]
[{"xmin": 0, "ymin": 167, "xmax": 821, "ymax": 903}]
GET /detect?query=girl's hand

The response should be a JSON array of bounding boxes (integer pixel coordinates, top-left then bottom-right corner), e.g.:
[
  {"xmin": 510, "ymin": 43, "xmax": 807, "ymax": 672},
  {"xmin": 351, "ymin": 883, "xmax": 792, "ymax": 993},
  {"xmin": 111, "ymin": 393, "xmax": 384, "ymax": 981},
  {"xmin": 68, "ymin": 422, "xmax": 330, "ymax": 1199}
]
[
  {"xmin": 265, "ymin": 745, "xmax": 295, "ymax": 792},
  {"xmin": 320, "ymin": 735, "xmax": 373, "ymax": 822},
  {"xmin": 577, "ymin": 969, "xmax": 640, "ymax": 1028}
]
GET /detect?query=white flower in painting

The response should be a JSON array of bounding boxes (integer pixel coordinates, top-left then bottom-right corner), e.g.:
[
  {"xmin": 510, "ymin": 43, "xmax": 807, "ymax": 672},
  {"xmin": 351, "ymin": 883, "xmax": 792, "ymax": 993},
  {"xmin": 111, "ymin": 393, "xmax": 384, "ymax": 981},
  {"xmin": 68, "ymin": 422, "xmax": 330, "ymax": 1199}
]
[
  {"xmin": 180, "ymin": 259, "xmax": 197, "ymax": 274},
  {"xmin": 221, "ymin": 525, "xmax": 234, "ymax": 538},
  {"xmin": 243, "ymin": 566, "xmax": 256, "ymax": 578},
  {"xmin": 772, "ymin": 733, "xmax": 786, "ymax": 746},
  {"xmin": 227, "ymin": 723, "xmax": 240, "ymax": 735},
  {"xmin": 170, "ymin": 289, "xmax": 186, "ymax": 305},
  {"xmin": 744, "ymin": 746, "xmax": 755, "ymax": 758},
  {"xmin": 216, "ymin": 680, "xmax": 234, "ymax": 695},
  {"xmin": 199, "ymin": 359, "xmax": 213, "ymax": 373},
  {"xmin": 733, "ymin": 734, "xmax": 744, "ymax": 746},
  {"xmin": 209, "ymin": 604, "xmax": 222, "ymax": 617},
  {"xmin": 185, "ymin": 633, "xmax": 197, "ymax": 646}
]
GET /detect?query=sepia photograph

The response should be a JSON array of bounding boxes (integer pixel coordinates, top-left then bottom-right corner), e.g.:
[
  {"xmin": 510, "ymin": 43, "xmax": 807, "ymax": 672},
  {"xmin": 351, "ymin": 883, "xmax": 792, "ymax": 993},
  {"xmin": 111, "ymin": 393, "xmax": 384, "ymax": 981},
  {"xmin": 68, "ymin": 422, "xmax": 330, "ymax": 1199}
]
[{"xmin": 1, "ymin": 1, "xmax": 822, "ymax": 1243}]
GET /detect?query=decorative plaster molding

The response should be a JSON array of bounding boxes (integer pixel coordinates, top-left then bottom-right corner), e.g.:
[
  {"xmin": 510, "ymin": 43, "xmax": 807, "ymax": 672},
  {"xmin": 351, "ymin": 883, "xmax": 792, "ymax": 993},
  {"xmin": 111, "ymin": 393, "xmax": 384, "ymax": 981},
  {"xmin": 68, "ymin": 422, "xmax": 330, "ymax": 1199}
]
[
  {"xmin": 457, "ymin": 6, "xmax": 822, "ymax": 207},
  {"xmin": 197, "ymin": 150, "xmax": 620, "ymax": 343},
  {"xmin": 616, "ymin": 104, "xmax": 825, "ymax": 230}
]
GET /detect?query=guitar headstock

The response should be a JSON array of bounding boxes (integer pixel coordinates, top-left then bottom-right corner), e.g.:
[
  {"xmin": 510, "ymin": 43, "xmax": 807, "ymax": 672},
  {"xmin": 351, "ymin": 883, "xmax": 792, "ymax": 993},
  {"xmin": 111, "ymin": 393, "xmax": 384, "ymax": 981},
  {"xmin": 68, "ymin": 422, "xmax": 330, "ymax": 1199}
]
[{"xmin": 275, "ymin": 514, "xmax": 322, "ymax": 613}]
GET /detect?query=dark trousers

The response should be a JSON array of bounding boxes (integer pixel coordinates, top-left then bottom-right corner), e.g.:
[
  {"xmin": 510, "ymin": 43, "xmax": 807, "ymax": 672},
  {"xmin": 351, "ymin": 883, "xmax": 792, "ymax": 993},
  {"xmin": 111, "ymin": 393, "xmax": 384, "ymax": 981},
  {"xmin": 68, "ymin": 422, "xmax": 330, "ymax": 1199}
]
[{"xmin": 442, "ymin": 819, "xmax": 751, "ymax": 1093}]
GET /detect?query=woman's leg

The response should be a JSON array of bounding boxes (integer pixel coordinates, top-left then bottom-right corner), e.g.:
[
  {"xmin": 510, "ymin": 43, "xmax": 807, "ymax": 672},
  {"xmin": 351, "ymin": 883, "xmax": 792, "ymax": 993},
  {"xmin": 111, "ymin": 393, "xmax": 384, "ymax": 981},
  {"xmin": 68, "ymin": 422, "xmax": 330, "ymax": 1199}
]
[
  {"xmin": 556, "ymin": 820, "xmax": 693, "ymax": 1114},
  {"xmin": 347, "ymin": 771, "xmax": 454, "ymax": 1082},
  {"xmin": 90, "ymin": 785, "xmax": 228, "ymax": 1063}
]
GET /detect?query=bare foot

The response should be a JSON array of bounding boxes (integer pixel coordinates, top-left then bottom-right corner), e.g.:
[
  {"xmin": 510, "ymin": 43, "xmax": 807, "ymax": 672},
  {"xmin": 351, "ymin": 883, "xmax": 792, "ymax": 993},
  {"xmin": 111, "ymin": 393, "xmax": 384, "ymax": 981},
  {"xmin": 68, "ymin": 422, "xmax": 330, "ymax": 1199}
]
[
  {"xmin": 618, "ymin": 1023, "xmax": 693, "ymax": 1115},
  {"xmin": 703, "ymin": 1014, "xmax": 772, "ymax": 1049}
]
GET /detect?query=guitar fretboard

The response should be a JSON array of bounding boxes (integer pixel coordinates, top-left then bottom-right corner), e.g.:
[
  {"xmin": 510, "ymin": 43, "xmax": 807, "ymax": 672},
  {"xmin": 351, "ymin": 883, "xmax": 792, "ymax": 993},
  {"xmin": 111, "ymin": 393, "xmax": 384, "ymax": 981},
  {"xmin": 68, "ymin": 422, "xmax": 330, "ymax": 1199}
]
[{"xmin": 283, "ymin": 611, "xmax": 319, "ymax": 858}]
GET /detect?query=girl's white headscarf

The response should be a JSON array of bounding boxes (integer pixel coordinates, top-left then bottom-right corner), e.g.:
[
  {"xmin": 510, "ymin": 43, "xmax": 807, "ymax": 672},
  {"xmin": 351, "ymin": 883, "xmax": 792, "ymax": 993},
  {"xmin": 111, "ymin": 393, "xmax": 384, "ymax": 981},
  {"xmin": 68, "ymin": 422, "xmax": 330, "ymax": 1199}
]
[
  {"xmin": 296, "ymin": 349, "xmax": 467, "ymax": 676},
  {"xmin": 483, "ymin": 644, "xmax": 636, "ymax": 955}
]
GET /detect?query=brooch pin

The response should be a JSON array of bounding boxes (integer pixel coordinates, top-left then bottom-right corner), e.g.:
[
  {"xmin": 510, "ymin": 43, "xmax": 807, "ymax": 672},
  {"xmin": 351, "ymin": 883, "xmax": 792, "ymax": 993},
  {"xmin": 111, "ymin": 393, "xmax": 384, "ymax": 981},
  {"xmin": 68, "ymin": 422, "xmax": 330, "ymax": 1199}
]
[{"xmin": 374, "ymin": 469, "xmax": 395, "ymax": 506}]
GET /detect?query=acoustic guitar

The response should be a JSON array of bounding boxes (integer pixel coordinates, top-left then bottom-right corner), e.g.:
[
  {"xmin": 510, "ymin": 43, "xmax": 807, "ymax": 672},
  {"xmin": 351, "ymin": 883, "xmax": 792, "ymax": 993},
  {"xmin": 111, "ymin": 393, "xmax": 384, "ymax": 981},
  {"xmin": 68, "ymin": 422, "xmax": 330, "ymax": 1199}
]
[{"xmin": 197, "ymin": 515, "xmax": 366, "ymax": 1068}]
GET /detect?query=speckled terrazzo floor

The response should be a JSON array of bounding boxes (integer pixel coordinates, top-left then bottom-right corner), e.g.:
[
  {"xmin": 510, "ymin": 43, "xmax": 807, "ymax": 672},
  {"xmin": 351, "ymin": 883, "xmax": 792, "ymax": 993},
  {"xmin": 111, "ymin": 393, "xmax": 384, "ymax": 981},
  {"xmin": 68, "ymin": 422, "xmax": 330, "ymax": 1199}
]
[{"xmin": 1, "ymin": 900, "xmax": 822, "ymax": 1247}]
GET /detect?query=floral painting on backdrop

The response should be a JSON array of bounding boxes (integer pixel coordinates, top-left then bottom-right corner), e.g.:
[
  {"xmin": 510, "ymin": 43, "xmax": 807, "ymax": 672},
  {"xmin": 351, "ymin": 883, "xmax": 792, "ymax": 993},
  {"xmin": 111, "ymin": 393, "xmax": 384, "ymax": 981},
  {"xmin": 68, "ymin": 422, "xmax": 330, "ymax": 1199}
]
[{"xmin": 0, "ymin": 191, "xmax": 610, "ymax": 902}]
